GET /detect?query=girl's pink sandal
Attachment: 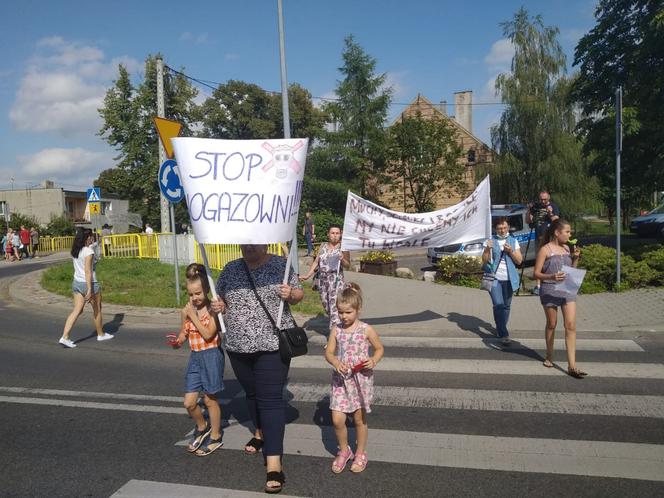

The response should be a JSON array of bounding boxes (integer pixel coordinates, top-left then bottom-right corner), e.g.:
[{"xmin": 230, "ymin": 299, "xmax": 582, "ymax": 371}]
[
  {"xmin": 350, "ymin": 452, "xmax": 368, "ymax": 473},
  {"xmin": 331, "ymin": 447, "xmax": 354, "ymax": 473}
]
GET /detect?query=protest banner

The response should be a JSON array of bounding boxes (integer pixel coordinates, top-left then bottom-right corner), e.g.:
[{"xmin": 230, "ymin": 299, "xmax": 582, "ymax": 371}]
[
  {"xmin": 341, "ymin": 176, "xmax": 491, "ymax": 251},
  {"xmin": 171, "ymin": 137, "xmax": 309, "ymax": 244}
]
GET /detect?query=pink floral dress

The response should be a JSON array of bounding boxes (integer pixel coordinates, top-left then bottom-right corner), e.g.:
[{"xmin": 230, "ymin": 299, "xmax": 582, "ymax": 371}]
[{"xmin": 329, "ymin": 321, "xmax": 374, "ymax": 414}]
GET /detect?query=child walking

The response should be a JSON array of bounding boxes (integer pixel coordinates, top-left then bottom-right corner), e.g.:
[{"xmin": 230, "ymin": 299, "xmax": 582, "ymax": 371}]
[
  {"xmin": 174, "ymin": 263, "xmax": 225, "ymax": 456},
  {"xmin": 324, "ymin": 283, "xmax": 384, "ymax": 473}
]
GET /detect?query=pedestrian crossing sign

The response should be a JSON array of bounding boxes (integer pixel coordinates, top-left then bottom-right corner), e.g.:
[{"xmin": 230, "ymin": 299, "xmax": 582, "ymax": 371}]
[{"xmin": 87, "ymin": 187, "xmax": 101, "ymax": 203}]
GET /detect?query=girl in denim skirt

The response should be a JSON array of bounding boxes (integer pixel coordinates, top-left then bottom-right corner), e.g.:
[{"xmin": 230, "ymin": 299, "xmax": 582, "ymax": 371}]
[{"xmin": 174, "ymin": 263, "xmax": 225, "ymax": 456}]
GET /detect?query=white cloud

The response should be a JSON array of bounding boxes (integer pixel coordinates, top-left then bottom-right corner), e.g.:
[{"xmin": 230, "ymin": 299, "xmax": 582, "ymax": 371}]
[
  {"xmin": 9, "ymin": 37, "xmax": 141, "ymax": 137},
  {"xmin": 484, "ymin": 74, "xmax": 500, "ymax": 99},
  {"xmin": 78, "ymin": 56, "xmax": 143, "ymax": 80},
  {"xmin": 224, "ymin": 53, "xmax": 240, "ymax": 61},
  {"xmin": 383, "ymin": 71, "xmax": 409, "ymax": 99},
  {"xmin": 180, "ymin": 31, "xmax": 210, "ymax": 44},
  {"xmin": 35, "ymin": 36, "xmax": 103, "ymax": 67},
  {"xmin": 10, "ymin": 71, "xmax": 105, "ymax": 136},
  {"xmin": 480, "ymin": 38, "xmax": 515, "ymax": 103},
  {"xmin": 484, "ymin": 38, "xmax": 514, "ymax": 73},
  {"xmin": 16, "ymin": 147, "xmax": 112, "ymax": 186}
]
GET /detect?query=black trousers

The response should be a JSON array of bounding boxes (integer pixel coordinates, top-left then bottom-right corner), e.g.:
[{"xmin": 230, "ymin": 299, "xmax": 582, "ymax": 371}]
[{"xmin": 227, "ymin": 350, "xmax": 290, "ymax": 456}]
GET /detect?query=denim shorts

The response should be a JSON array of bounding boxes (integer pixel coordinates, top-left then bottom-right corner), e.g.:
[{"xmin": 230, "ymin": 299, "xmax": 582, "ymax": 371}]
[
  {"xmin": 185, "ymin": 347, "xmax": 225, "ymax": 395},
  {"xmin": 72, "ymin": 280, "xmax": 101, "ymax": 295},
  {"xmin": 540, "ymin": 295, "xmax": 576, "ymax": 308}
]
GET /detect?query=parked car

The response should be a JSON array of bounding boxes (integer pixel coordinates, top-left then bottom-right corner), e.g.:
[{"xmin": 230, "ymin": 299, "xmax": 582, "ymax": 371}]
[
  {"xmin": 427, "ymin": 204, "xmax": 538, "ymax": 265},
  {"xmin": 629, "ymin": 204, "xmax": 664, "ymax": 238}
]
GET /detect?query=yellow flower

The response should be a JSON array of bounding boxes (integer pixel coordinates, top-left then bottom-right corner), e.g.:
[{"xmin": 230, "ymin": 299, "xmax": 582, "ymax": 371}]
[{"xmin": 359, "ymin": 250, "xmax": 395, "ymax": 263}]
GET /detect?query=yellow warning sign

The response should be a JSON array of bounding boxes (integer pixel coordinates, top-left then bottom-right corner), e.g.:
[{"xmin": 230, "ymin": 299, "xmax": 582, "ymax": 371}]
[
  {"xmin": 153, "ymin": 117, "xmax": 183, "ymax": 159},
  {"xmin": 89, "ymin": 202, "xmax": 100, "ymax": 215}
]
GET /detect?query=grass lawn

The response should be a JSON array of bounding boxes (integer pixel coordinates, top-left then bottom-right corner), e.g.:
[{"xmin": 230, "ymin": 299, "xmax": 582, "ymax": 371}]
[{"xmin": 42, "ymin": 258, "xmax": 324, "ymax": 315}]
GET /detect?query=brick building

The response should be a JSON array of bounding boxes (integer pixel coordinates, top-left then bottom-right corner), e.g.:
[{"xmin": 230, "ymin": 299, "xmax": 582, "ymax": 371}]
[{"xmin": 379, "ymin": 91, "xmax": 494, "ymax": 211}]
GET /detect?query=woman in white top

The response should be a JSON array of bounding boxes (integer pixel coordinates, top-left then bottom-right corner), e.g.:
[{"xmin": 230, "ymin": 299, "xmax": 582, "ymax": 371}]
[{"xmin": 59, "ymin": 228, "xmax": 114, "ymax": 348}]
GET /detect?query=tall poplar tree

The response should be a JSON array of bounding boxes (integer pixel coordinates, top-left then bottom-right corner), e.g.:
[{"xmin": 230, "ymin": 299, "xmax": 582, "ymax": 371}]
[
  {"xmin": 487, "ymin": 8, "xmax": 596, "ymax": 216},
  {"xmin": 98, "ymin": 55, "xmax": 198, "ymax": 229}
]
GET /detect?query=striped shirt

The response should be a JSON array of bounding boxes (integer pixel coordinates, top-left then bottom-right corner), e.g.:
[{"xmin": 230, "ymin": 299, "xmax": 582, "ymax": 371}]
[{"xmin": 184, "ymin": 310, "xmax": 219, "ymax": 352}]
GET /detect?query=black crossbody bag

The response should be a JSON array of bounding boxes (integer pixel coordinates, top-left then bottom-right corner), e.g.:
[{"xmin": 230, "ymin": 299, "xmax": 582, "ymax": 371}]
[{"xmin": 242, "ymin": 260, "xmax": 308, "ymax": 361}]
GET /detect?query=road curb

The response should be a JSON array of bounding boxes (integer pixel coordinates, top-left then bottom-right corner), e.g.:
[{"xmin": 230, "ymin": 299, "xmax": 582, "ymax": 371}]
[{"xmin": 5, "ymin": 256, "xmax": 664, "ymax": 335}]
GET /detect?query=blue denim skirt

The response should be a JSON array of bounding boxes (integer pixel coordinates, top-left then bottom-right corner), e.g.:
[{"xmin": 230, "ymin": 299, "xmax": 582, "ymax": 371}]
[{"xmin": 184, "ymin": 347, "xmax": 225, "ymax": 395}]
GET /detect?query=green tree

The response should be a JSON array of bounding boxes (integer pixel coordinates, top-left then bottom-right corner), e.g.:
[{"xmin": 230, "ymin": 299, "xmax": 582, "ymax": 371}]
[
  {"xmin": 486, "ymin": 8, "xmax": 597, "ymax": 217},
  {"xmin": 277, "ymin": 83, "xmax": 327, "ymax": 141},
  {"xmin": 46, "ymin": 214, "xmax": 75, "ymax": 236},
  {"xmin": 200, "ymin": 80, "xmax": 276, "ymax": 139},
  {"xmin": 98, "ymin": 55, "xmax": 198, "ymax": 230},
  {"xmin": 388, "ymin": 113, "xmax": 464, "ymax": 212},
  {"xmin": 572, "ymin": 0, "xmax": 664, "ymax": 216},
  {"xmin": 321, "ymin": 35, "xmax": 392, "ymax": 200},
  {"xmin": 5, "ymin": 212, "xmax": 39, "ymax": 231},
  {"xmin": 199, "ymin": 81, "xmax": 325, "ymax": 141}
]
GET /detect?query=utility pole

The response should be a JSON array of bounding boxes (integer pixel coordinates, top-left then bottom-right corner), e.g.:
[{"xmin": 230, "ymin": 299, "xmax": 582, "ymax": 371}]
[
  {"xmin": 278, "ymin": 0, "xmax": 291, "ymax": 141},
  {"xmin": 156, "ymin": 56, "xmax": 170, "ymax": 232},
  {"xmin": 615, "ymin": 86, "xmax": 622, "ymax": 290},
  {"xmin": 276, "ymin": 0, "xmax": 297, "ymax": 327}
]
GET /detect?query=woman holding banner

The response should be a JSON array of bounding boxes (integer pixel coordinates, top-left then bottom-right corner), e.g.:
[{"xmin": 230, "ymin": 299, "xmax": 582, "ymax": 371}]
[
  {"xmin": 299, "ymin": 224, "xmax": 351, "ymax": 330},
  {"xmin": 211, "ymin": 244, "xmax": 303, "ymax": 494}
]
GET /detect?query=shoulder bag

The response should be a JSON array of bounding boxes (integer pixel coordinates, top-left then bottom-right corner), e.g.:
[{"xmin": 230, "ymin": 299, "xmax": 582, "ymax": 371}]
[
  {"xmin": 242, "ymin": 260, "xmax": 308, "ymax": 361},
  {"xmin": 480, "ymin": 248, "xmax": 505, "ymax": 291}
]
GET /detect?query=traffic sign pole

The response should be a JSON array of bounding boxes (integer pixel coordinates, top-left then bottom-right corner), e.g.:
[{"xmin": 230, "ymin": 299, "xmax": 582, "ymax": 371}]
[
  {"xmin": 158, "ymin": 159, "xmax": 186, "ymax": 306},
  {"xmin": 169, "ymin": 204, "xmax": 180, "ymax": 306}
]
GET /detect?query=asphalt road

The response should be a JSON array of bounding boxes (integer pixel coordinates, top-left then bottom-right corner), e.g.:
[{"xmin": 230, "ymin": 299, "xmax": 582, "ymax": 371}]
[{"xmin": 1, "ymin": 261, "xmax": 663, "ymax": 497}]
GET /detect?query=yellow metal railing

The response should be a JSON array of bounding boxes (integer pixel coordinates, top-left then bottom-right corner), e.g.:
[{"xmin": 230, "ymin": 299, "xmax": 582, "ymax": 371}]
[
  {"xmin": 40, "ymin": 233, "xmax": 284, "ymax": 271},
  {"xmin": 193, "ymin": 243, "xmax": 283, "ymax": 270},
  {"xmin": 38, "ymin": 236, "xmax": 75, "ymax": 253}
]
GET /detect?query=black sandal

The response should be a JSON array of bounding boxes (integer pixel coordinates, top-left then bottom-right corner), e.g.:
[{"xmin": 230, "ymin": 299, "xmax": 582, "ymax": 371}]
[
  {"xmin": 187, "ymin": 424, "xmax": 211, "ymax": 452},
  {"xmin": 245, "ymin": 437, "xmax": 264, "ymax": 454},
  {"xmin": 568, "ymin": 367, "xmax": 587, "ymax": 379},
  {"xmin": 265, "ymin": 471, "xmax": 285, "ymax": 494},
  {"xmin": 195, "ymin": 436, "xmax": 224, "ymax": 457}
]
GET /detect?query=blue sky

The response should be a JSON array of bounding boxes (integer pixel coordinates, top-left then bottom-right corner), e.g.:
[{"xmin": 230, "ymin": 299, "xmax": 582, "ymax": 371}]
[{"xmin": 0, "ymin": 0, "xmax": 597, "ymax": 192}]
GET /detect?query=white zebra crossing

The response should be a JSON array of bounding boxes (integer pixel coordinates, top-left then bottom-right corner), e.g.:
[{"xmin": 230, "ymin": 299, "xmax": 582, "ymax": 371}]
[
  {"xmin": 292, "ymin": 356, "xmax": 664, "ymax": 378},
  {"xmin": 111, "ymin": 479, "xmax": 306, "ymax": 497},
  {"xmin": 307, "ymin": 336, "xmax": 646, "ymax": 351},
  {"xmin": 3, "ymin": 382, "xmax": 664, "ymax": 418},
  {"xmin": 3, "ymin": 335, "xmax": 663, "ymax": 486},
  {"xmin": 174, "ymin": 421, "xmax": 664, "ymax": 482}
]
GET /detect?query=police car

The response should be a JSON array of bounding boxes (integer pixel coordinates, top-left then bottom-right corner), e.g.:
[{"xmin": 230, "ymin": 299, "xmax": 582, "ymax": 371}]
[{"xmin": 426, "ymin": 204, "xmax": 538, "ymax": 265}]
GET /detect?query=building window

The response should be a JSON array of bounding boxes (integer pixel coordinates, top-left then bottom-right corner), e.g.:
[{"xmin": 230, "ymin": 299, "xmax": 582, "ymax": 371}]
[{"xmin": 467, "ymin": 149, "xmax": 476, "ymax": 163}]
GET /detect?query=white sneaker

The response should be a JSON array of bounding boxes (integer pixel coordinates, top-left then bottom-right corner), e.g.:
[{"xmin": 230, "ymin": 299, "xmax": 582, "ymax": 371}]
[
  {"xmin": 59, "ymin": 337, "xmax": 77, "ymax": 348},
  {"xmin": 97, "ymin": 333, "xmax": 114, "ymax": 342}
]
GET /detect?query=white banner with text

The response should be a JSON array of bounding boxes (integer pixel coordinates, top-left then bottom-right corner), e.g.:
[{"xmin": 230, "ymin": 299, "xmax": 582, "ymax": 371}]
[
  {"xmin": 341, "ymin": 176, "xmax": 491, "ymax": 251},
  {"xmin": 172, "ymin": 137, "xmax": 308, "ymax": 244}
]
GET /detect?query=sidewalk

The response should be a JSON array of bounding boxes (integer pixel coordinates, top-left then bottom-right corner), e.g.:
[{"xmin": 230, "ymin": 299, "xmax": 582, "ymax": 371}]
[{"xmin": 4, "ymin": 251, "xmax": 664, "ymax": 336}]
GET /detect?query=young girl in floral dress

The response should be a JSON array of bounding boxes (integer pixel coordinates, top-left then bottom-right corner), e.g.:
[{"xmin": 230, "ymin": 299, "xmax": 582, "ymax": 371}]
[{"xmin": 324, "ymin": 283, "xmax": 384, "ymax": 474}]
